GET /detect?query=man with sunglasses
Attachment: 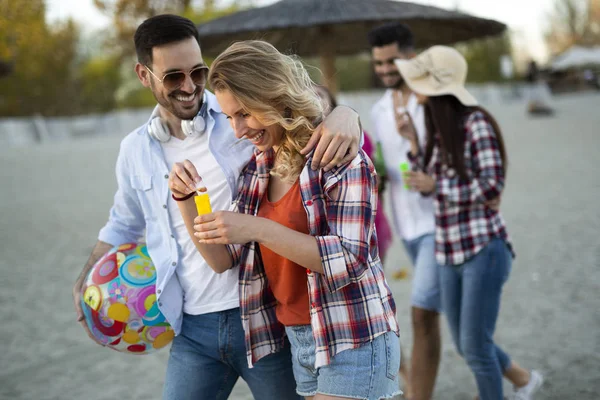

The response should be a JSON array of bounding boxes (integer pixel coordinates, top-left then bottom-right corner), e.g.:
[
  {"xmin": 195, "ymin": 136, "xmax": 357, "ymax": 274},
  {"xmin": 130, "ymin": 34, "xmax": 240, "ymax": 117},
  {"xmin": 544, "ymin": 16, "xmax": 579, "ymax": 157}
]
[{"xmin": 72, "ymin": 14, "xmax": 363, "ymax": 400}]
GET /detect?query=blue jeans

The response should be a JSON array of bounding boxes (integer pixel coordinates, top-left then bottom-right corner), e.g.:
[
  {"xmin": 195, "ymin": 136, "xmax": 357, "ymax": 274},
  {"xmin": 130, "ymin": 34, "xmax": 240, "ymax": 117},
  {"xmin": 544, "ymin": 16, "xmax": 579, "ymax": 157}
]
[
  {"xmin": 163, "ymin": 308, "xmax": 300, "ymax": 400},
  {"xmin": 440, "ymin": 239, "xmax": 512, "ymax": 400},
  {"xmin": 403, "ymin": 233, "xmax": 442, "ymax": 312},
  {"xmin": 285, "ymin": 325, "xmax": 401, "ymax": 399}
]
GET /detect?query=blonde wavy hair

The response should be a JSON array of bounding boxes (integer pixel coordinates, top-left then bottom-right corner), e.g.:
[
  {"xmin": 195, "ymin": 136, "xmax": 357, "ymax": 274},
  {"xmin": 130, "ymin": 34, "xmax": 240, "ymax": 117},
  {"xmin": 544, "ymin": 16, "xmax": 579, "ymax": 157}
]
[{"xmin": 208, "ymin": 40, "xmax": 324, "ymax": 183}]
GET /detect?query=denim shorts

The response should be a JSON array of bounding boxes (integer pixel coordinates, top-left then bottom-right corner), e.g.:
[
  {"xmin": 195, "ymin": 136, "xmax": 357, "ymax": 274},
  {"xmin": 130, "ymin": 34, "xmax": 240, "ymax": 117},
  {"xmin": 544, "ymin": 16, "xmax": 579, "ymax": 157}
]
[
  {"xmin": 403, "ymin": 233, "xmax": 442, "ymax": 312},
  {"xmin": 284, "ymin": 325, "xmax": 401, "ymax": 400}
]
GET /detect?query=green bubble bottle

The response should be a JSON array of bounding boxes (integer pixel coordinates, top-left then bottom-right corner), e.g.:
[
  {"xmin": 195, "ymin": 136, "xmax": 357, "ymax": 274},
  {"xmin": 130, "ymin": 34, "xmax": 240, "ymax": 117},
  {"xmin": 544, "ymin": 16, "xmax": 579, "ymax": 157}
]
[{"xmin": 399, "ymin": 162, "xmax": 410, "ymax": 189}]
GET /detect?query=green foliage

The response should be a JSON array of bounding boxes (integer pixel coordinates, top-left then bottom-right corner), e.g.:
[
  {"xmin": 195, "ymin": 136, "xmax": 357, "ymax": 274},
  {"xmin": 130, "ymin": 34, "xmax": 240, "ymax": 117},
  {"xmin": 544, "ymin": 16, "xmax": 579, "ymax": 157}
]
[
  {"xmin": 0, "ymin": 0, "xmax": 125, "ymax": 116},
  {"xmin": 0, "ymin": 1, "xmax": 82, "ymax": 116},
  {"xmin": 304, "ymin": 55, "xmax": 373, "ymax": 91},
  {"xmin": 333, "ymin": 55, "xmax": 373, "ymax": 91},
  {"xmin": 183, "ymin": 4, "xmax": 244, "ymax": 25},
  {"xmin": 79, "ymin": 56, "xmax": 122, "ymax": 112},
  {"xmin": 457, "ymin": 34, "xmax": 514, "ymax": 83},
  {"xmin": 117, "ymin": 86, "xmax": 156, "ymax": 108}
]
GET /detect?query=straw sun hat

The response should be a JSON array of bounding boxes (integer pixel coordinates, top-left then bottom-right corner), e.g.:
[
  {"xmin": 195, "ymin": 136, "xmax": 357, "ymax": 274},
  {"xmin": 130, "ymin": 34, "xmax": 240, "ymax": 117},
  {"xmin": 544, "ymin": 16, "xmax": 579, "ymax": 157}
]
[{"xmin": 394, "ymin": 45, "xmax": 478, "ymax": 106}]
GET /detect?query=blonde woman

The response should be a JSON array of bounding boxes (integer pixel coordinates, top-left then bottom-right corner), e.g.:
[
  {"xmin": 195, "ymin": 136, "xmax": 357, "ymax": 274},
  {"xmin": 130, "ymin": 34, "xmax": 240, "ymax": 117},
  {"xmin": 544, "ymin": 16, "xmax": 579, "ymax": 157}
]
[{"xmin": 169, "ymin": 40, "xmax": 401, "ymax": 400}]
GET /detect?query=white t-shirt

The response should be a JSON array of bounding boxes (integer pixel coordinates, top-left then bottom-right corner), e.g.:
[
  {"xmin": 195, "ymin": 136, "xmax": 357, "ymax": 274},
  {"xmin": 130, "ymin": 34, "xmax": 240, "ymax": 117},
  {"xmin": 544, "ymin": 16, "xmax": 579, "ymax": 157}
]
[
  {"xmin": 161, "ymin": 132, "xmax": 240, "ymax": 315},
  {"xmin": 371, "ymin": 90, "xmax": 435, "ymax": 241}
]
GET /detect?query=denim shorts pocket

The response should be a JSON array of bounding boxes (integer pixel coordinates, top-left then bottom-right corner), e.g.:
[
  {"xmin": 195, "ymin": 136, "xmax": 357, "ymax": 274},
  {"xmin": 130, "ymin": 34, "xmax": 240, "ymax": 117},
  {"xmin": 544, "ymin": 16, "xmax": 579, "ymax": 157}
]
[
  {"xmin": 384, "ymin": 331, "xmax": 401, "ymax": 380},
  {"xmin": 297, "ymin": 328, "xmax": 317, "ymax": 373},
  {"xmin": 288, "ymin": 325, "xmax": 317, "ymax": 375}
]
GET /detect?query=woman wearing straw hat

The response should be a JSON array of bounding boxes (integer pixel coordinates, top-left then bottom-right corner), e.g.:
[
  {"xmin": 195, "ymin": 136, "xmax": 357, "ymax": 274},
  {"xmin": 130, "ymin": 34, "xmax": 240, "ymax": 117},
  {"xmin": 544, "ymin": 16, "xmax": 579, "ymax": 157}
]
[{"xmin": 394, "ymin": 46, "xmax": 543, "ymax": 400}]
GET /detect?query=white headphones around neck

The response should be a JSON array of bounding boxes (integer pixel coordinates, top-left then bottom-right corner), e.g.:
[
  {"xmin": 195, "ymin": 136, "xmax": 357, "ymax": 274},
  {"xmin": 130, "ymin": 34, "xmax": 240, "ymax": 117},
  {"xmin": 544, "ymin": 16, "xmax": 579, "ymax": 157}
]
[{"xmin": 147, "ymin": 93, "xmax": 208, "ymax": 142}]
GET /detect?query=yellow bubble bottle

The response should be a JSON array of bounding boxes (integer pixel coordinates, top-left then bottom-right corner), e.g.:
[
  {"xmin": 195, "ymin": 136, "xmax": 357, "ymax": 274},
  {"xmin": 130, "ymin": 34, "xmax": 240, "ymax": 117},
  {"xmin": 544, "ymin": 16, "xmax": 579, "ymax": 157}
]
[
  {"xmin": 194, "ymin": 192, "xmax": 212, "ymax": 215},
  {"xmin": 392, "ymin": 267, "xmax": 410, "ymax": 280}
]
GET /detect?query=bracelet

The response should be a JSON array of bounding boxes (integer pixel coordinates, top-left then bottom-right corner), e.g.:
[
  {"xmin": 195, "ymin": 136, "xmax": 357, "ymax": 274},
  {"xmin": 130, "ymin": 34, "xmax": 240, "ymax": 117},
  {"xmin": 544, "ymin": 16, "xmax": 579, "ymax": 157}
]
[{"xmin": 171, "ymin": 192, "xmax": 195, "ymax": 202}]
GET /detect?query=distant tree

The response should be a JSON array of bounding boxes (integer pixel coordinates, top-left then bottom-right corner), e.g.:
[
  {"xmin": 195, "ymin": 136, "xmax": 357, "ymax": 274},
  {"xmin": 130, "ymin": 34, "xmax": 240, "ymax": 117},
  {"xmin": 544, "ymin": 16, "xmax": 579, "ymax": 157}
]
[
  {"xmin": 302, "ymin": 55, "xmax": 372, "ymax": 92},
  {"xmin": 79, "ymin": 56, "xmax": 123, "ymax": 113},
  {"xmin": 0, "ymin": 0, "xmax": 82, "ymax": 116},
  {"xmin": 117, "ymin": 85, "xmax": 157, "ymax": 109},
  {"xmin": 458, "ymin": 33, "xmax": 514, "ymax": 83},
  {"xmin": 0, "ymin": 61, "xmax": 11, "ymax": 77},
  {"xmin": 93, "ymin": 0, "xmax": 191, "ymax": 60},
  {"xmin": 93, "ymin": 0, "xmax": 255, "ymax": 60},
  {"xmin": 545, "ymin": 0, "xmax": 600, "ymax": 55}
]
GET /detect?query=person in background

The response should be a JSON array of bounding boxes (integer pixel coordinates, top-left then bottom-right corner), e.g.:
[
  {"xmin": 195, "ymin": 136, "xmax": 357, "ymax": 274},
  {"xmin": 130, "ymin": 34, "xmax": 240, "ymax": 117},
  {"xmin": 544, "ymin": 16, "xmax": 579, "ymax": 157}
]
[
  {"xmin": 583, "ymin": 69, "xmax": 600, "ymax": 90},
  {"xmin": 170, "ymin": 40, "xmax": 401, "ymax": 400},
  {"xmin": 368, "ymin": 22, "xmax": 442, "ymax": 400},
  {"xmin": 525, "ymin": 60, "xmax": 554, "ymax": 116},
  {"xmin": 397, "ymin": 45, "xmax": 544, "ymax": 400}
]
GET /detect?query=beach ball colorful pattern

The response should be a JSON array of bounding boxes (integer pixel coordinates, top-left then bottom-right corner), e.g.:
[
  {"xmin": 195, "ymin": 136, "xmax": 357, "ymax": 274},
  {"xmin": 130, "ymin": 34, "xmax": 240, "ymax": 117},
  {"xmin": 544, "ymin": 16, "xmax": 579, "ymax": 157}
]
[{"xmin": 80, "ymin": 243, "xmax": 174, "ymax": 354}]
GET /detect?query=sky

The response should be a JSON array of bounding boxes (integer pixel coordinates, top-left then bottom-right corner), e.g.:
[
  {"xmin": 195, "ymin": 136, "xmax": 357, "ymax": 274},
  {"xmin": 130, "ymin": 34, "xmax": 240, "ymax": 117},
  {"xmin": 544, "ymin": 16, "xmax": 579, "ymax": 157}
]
[{"xmin": 45, "ymin": 0, "xmax": 556, "ymax": 62}]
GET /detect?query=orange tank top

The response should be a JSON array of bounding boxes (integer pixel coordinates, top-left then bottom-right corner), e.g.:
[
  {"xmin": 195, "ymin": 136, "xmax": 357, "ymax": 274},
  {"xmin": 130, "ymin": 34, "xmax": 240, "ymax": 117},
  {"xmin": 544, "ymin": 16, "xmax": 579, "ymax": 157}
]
[{"xmin": 257, "ymin": 179, "xmax": 311, "ymax": 326}]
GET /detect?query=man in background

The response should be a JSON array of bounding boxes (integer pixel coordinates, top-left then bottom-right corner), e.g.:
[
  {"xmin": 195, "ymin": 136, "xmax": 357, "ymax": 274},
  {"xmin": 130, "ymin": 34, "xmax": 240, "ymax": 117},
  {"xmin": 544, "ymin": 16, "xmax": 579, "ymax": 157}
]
[{"xmin": 368, "ymin": 22, "xmax": 441, "ymax": 400}]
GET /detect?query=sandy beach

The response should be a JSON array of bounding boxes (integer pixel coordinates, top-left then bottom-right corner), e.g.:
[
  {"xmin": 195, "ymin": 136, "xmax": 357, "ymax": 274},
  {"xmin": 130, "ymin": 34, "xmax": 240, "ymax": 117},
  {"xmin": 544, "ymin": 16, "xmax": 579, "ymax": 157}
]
[{"xmin": 0, "ymin": 93, "xmax": 599, "ymax": 400}]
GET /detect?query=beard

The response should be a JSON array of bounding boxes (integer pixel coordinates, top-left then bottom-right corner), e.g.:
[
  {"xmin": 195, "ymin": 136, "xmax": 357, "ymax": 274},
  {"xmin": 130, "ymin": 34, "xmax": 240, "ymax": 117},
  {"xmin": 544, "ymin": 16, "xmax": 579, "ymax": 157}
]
[
  {"xmin": 380, "ymin": 72, "xmax": 405, "ymax": 90},
  {"xmin": 150, "ymin": 80, "xmax": 203, "ymax": 121}
]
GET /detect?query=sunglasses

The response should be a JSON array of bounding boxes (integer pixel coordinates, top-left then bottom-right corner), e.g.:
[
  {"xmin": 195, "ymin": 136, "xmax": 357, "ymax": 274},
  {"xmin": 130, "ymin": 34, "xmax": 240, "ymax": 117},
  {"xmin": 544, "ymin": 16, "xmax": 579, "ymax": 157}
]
[{"xmin": 145, "ymin": 65, "xmax": 209, "ymax": 91}]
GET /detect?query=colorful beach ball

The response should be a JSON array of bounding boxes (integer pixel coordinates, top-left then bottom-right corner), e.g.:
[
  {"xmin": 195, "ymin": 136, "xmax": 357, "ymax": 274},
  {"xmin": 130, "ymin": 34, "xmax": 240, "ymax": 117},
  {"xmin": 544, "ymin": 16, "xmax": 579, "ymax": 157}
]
[{"xmin": 80, "ymin": 243, "xmax": 174, "ymax": 354}]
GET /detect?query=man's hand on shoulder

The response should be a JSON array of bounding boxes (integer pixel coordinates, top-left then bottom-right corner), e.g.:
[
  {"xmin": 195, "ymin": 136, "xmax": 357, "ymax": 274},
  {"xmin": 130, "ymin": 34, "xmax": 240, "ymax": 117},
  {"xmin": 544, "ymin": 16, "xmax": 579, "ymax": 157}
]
[{"xmin": 301, "ymin": 105, "xmax": 361, "ymax": 171}]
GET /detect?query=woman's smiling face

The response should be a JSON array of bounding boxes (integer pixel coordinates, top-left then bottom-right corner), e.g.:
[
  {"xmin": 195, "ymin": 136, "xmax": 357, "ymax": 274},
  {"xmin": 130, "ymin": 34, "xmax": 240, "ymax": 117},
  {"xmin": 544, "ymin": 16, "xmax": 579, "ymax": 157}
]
[{"xmin": 216, "ymin": 89, "xmax": 284, "ymax": 152}]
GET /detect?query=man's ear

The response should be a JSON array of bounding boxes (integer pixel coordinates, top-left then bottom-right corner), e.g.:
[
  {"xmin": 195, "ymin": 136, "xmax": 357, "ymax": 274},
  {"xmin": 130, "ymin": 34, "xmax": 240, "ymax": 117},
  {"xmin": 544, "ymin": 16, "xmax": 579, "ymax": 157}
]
[{"xmin": 135, "ymin": 63, "xmax": 152, "ymax": 88}]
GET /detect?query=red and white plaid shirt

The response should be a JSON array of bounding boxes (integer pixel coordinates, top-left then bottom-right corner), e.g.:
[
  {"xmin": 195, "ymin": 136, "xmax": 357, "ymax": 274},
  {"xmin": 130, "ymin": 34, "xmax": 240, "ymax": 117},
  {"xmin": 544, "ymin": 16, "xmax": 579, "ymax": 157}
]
[
  {"xmin": 227, "ymin": 148, "xmax": 398, "ymax": 368},
  {"xmin": 409, "ymin": 110, "xmax": 514, "ymax": 266}
]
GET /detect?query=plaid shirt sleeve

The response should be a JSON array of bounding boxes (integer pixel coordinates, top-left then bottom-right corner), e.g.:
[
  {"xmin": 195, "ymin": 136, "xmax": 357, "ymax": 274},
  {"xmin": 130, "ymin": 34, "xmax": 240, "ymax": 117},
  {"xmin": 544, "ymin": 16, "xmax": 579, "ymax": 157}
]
[
  {"xmin": 436, "ymin": 111, "xmax": 505, "ymax": 206},
  {"xmin": 225, "ymin": 182, "xmax": 244, "ymax": 267},
  {"xmin": 313, "ymin": 154, "xmax": 377, "ymax": 293}
]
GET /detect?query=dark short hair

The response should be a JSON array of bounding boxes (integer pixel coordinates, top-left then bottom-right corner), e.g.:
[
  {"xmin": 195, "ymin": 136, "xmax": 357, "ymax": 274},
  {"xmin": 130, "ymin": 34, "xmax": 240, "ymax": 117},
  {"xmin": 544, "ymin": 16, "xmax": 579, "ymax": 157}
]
[
  {"xmin": 367, "ymin": 22, "xmax": 415, "ymax": 51},
  {"xmin": 134, "ymin": 14, "xmax": 200, "ymax": 66},
  {"xmin": 314, "ymin": 84, "xmax": 337, "ymax": 109}
]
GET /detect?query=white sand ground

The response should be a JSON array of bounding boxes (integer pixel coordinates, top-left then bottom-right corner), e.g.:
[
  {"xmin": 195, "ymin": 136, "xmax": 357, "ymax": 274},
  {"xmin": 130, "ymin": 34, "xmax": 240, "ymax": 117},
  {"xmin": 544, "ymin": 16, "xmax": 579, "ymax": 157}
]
[{"xmin": 0, "ymin": 93, "xmax": 598, "ymax": 400}]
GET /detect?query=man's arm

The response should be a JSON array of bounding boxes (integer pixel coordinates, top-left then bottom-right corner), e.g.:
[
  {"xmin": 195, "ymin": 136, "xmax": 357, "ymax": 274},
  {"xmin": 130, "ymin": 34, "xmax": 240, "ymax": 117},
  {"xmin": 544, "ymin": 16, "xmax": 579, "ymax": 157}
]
[
  {"xmin": 72, "ymin": 240, "xmax": 113, "ymax": 344},
  {"xmin": 73, "ymin": 139, "xmax": 145, "ymax": 345},
  {"xmin": 301, "ymin": 105, "xmax": 362, "ymax": 171},
  {"xmin": 167, "ymin": 160, "xmax": 235, "ymax": 273}
]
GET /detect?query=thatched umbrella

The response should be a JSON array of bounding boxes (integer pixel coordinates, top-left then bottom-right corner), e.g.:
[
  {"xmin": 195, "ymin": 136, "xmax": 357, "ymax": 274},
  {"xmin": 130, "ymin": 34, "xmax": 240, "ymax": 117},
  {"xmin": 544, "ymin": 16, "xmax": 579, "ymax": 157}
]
[{"xmin": 197, "ymin": 0, "xmax": 506, "ymax": 93}]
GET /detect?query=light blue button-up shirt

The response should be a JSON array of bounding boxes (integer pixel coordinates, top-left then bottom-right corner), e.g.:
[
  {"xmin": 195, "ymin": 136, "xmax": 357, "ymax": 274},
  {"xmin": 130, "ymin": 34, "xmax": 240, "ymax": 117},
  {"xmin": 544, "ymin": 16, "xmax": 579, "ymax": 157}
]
[{"xmin": 98, "ymin": 91, "xmax": 253, "ymax": 335}]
